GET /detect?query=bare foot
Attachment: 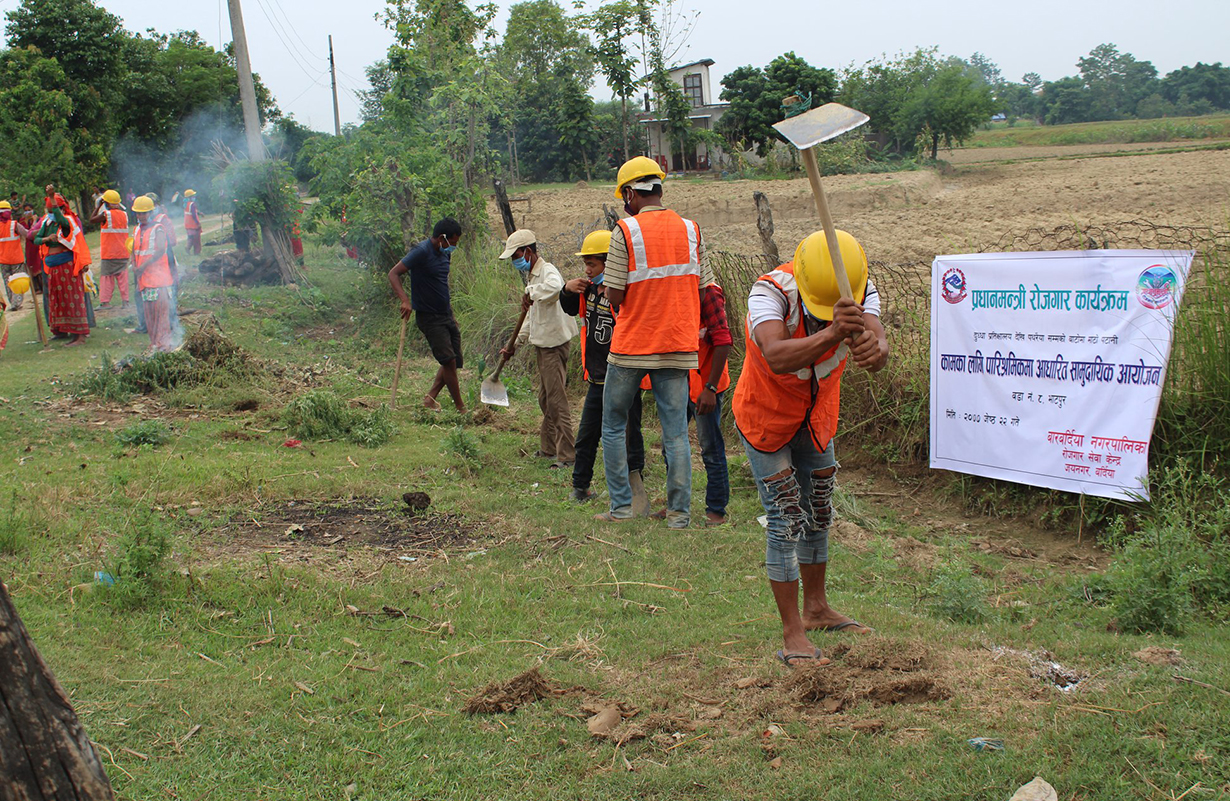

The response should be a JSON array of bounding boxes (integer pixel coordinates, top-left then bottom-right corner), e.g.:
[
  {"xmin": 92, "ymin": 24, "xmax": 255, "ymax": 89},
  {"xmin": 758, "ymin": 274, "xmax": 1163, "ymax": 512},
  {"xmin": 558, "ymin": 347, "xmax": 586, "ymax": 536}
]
[
  {"xmin": 65, "ymin": 335, "xmax": 87, "ymax": 347},
  {"xmin": 803, "ymin": 607, "xmax": 872, "ymax": 633},
  {"xmin": 422, "ymin": 394, "xmax": 442, "ymax": 411}
]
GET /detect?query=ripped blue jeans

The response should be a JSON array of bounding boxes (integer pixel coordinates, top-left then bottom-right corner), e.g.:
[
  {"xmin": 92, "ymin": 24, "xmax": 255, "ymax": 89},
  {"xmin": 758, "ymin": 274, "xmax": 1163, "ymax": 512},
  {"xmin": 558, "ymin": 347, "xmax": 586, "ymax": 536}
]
[{"xmin": 740, "ymin": 427, "xmax": 837, "ymax": 583}]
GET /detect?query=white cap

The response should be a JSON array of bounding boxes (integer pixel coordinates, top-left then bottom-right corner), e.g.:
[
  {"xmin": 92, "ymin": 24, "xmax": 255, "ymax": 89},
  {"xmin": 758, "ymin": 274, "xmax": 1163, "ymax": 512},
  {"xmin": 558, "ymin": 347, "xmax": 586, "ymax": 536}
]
[
  {"xmin": 626, "ymin": 177, "xmax": 662, "ymax": 193},
  {"xmin": 499, "ymin": 228, "xmax": 537, "ymax": 259}
]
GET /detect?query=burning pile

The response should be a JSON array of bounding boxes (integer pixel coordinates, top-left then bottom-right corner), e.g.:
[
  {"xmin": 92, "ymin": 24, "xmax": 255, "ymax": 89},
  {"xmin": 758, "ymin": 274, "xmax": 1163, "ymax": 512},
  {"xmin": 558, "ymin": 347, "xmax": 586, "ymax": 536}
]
[{"xmin": 198, "ymin": 249, "xmax": 283, "ymax": 287}]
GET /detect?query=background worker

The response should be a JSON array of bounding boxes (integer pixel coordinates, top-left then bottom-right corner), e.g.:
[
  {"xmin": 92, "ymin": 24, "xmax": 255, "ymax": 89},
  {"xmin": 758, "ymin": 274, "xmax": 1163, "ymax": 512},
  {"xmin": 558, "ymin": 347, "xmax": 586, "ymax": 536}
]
[
  {"xmin": 387, "ymin": 217, "xmax": 466, "ymax": 412},
  {"xmin": 655, "ymin": 283, "xmax": 734, "ymax": 525},
  {"xmin": 89, "ymin": 190, "xmax": 130, "ymax": 308},
  {"xmin": 34, "ymin": 187, "xmax": 91, "ymax": 346},
  {"xmin": 183, "ymin": 189, "xmax": 202, "ymax": 256},
  {"xmin": 21, "ymin": 206, "xmax": 44, "ymax": 316},
  {"xmin": 559, "ymin": 231, "xmax": 649, "ymax": 506},
  {"xmin": 499, "ymin": 229, "xmax": 578, "ymax": 469},
  {"xmin": 598, "ymin": 157, "xmax": 715, "ymax": 528},
  {"xmin": 0, "ymin": 201, "xmax": 29, "ymax": 311},
  {"xmin": 146, "ymin": 192, "xmax": 179, "ymax": 335},
  {"xmin": 129, "ymin": 195, "xmax": 174, "ymax": 352},
  {"xmin": 733, "ymin": 230, "xmax": 888, "ymax": 665}
]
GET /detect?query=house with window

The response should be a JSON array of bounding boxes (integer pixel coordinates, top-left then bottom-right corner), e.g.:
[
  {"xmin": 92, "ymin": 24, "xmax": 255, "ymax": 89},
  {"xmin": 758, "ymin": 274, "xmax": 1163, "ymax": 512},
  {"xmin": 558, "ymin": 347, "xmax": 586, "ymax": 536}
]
[{"xmin": 638, "ymin": 58, "xmax": 730, "ymax": 173}]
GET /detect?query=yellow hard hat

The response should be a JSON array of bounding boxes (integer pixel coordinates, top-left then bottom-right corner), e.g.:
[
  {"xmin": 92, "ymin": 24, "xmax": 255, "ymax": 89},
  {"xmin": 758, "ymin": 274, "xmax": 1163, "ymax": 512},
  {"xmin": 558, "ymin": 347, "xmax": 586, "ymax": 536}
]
[
  {"xmin": 7, "ymin": 271, "xmax": 30, "ymax": 295},
  {"xmin": 794, "ymin": 229, "xmax": 868, "ymax": 321},
  {"xmin": 125, "ymin": 236, "xmax": 134, "ymax": 253},
  {"xmin": 575, "ymin": 230, "xmax": 612, "ymax": 256},
  {"xmin": 184, "ymin": 189, "xmax": 196, "ymax": 197},
  {"xmin": 0, "ymin": 201, "xmax": 10, "ymax": 210},
  {"xmin": 131, "ymin": 196, "xmax": 155, "ymax": 213},
  {"xmin": 614, "ymin": 156, "xmax": 666, "ymax": 199},
  {"xmin": 103, "ymin": 189, "xmax": 122, "ymax": 205}
]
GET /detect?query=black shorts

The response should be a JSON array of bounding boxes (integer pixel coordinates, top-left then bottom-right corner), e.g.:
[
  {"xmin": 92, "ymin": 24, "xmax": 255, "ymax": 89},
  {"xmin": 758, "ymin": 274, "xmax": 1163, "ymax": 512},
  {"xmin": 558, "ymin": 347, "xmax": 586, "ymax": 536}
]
[{"xmin": 415, "ymin": 311, "xmax": 463, "ymax": 368}]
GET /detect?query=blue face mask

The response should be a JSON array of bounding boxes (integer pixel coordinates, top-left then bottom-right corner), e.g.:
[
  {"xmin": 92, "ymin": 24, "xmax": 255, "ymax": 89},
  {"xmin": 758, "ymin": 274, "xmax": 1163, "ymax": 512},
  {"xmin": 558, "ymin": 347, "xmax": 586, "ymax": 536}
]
[
  {"xmin": 440, "ymin": 242, "xmax": 457, "ymax": 256},
  {"xmin": 512, "ymin": 256, "xmax": 531, "ymax": 272},
  {"xmin": 591, "ymin": 273, "xmax": 604, "ymax": 285}
]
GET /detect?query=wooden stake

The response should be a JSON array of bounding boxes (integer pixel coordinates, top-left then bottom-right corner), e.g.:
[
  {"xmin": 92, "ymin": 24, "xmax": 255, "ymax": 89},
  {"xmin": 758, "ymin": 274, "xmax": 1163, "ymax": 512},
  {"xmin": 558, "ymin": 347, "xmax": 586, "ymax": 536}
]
[
  {"xmin": 390, "ymin": 318, "xmax": 407, "ymax": 410},
  {"xmin": 753, "ymin": 191, "xmax": 780, "ymax": 263},
  {"xmin": 28, "ymin": 281, "xmax": 48, "ymax": 347}
]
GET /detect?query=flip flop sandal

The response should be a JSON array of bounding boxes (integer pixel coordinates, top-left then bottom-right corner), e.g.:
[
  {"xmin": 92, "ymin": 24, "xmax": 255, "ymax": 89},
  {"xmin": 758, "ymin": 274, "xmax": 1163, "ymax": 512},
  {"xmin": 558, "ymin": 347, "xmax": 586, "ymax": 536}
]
[
  {"xmin": 810, "ymin": 620, "xmax": 873, "ymax": 633},
  {"xmin": 776, "ymin": 647, "xmax": 825, "ymax": 666}
]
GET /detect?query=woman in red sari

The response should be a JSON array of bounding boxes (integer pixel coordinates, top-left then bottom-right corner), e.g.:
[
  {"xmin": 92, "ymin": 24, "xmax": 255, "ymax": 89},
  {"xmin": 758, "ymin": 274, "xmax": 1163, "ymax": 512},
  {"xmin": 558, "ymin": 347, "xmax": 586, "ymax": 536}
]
[{"xmin": 34, "ymin": 189, "xmax": 90, "ymax": 346}]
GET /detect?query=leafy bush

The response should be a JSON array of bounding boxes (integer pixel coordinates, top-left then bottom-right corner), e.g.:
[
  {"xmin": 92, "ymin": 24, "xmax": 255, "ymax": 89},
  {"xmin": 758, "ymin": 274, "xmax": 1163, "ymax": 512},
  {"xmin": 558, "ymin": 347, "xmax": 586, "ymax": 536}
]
[
  {"xmin": 283, "ymin": 390, "xmax": 394, "ymax": 447},
  {"xmin": 926, "ymin": 561, "xmax": 987, "ymax": 623},
  {"xmin": 115, "ymin": 420, "xmax": 172, "ymax": 448},
  {"xmin": 100, "ymin": 515, "xmax": 172, "ymax": 608},
  {"xmin": 443, "ymin": 425, "xmax": 481, "ymax": 465},
  {"xmin": 1104, "ymin": 461, "xmax": 1230, "ymax": 632}
]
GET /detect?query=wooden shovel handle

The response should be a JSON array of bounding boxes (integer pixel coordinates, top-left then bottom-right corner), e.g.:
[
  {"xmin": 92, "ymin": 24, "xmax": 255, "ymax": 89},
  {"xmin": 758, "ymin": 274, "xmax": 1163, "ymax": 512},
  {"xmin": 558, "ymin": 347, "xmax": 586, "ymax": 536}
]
[
  {"xmin": 801, "ymin": 147, "xmax": 854, "ymax": 301},
  {"xmin": 491, "ymin": 303, "xmax": 530, "ymax": 383}
]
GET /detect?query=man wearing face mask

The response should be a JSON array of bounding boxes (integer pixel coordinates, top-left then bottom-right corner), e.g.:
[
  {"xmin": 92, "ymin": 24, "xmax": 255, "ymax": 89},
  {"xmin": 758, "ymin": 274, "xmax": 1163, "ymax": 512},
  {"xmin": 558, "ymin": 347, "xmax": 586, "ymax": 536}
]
[
  {"xmin": 597, "ymin": 157, "xmax": 716, "ymax": 528},
  {"xmin": 387, "ymin": 217, "xmax": 466, "ymax": 412},
  {"xmin": 498, "ymin": 229, "xmax": 579, "ymax": 468}
]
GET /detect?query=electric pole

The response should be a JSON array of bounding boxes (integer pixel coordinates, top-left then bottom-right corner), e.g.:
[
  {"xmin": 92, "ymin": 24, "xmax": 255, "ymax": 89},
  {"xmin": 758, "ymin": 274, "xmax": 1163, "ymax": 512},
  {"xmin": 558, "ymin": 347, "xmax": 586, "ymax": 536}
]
[
  {"xmin": 227, "ymin": 0, "xmax": 266, "ymax": 161},
  {"xmin": 329, "ymin": 35, "xmax": 342, "ymax": 137}
]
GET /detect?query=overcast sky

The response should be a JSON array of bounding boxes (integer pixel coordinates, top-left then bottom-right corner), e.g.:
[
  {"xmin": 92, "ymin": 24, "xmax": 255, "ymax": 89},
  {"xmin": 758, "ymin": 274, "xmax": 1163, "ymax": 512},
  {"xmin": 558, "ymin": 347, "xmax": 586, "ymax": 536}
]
[{"xmin": 5, "ymin": 0, "xmax": 1225, "ymax": 131}]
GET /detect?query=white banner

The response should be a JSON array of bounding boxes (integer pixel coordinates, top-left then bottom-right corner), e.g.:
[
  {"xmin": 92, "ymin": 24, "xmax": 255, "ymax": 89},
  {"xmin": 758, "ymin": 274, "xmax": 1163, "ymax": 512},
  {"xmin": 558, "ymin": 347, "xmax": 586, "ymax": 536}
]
[{"xmin": 929, "ymin": 249, "xmax": 1192, "ymax": 501}]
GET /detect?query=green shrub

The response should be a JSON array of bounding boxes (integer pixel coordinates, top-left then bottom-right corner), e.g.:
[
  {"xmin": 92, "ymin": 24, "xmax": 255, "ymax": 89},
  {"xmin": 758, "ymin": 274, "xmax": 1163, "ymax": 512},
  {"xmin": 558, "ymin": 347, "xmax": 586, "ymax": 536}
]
[
  {"xmin": 283, "ymin": 389, "xmax": 394, "ymax": 447},
  {"xmin": 443, "ymin": 425, "xmax": 481, "ymax": 465},
  {"xmin": 115, "ymin": 420, "xmax": 173, "ymax": 448},
  {"xmin": 100, "ymin": 515, "xmax": 172, "ymax": 608},
  {"xmin": 926, "ymin": 561, "xmax": 987, "ymax": 623},
  {"xmin": 1104, "ymin": 460, "xmax": 1230, "ymax": 632}
]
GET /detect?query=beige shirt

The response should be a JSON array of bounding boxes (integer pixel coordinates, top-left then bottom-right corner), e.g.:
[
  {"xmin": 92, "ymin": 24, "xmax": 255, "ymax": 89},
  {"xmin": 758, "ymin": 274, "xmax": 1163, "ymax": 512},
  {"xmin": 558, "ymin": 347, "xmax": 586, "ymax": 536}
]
[
  {"xmin": 516, "ymin": 257, "xmax": 578, "ymax": 349},
  {"xmin": 603, "ymin": 206, "xmax": 714, "ymax": 371}
]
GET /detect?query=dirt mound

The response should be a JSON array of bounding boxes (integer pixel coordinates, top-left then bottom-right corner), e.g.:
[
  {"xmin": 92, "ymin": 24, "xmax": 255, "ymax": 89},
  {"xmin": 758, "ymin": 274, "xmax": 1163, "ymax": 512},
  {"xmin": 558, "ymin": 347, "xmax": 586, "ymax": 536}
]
[
  {"xmin": 788, "ymin": 638, "xmax": 951, "ymax": 713},
  {"xmin": 1134, "ymin": 647, "xmax": 1182, "ymax": 666},
  {"xmin": 183, "ymin": 324, "xmax": 254, "ymax": 370},
  {"xmin": 464, "ymin": 668, "xmax": 562, "ymax": 714},
  {"xmin": 236, "ymin": 498, "xmax": 478, "ymax": 550}
]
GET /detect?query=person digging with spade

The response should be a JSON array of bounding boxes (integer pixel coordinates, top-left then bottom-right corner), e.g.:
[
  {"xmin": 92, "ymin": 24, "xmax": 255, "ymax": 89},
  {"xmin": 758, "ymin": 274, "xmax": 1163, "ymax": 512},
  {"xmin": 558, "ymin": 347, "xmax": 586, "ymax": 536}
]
[{"xmin": 734, "ymin": 229, "xmax": 887, "ymax": 666}]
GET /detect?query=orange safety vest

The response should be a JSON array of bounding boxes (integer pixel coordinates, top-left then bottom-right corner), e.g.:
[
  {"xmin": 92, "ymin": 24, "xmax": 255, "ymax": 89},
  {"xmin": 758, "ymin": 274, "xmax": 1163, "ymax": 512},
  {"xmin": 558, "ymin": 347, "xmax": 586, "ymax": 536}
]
[
  {"xmin": 610, "ymin": 209, "xmax": 701, "ymax": 358},
  {"xmin": 52, "ymin": 216, "xmax": 92, "ymax": 277},
  {"xmin": 133, "ymin": 222, "xmax": 173, "ymax": 290},
  {"xmin": 0, "ymin": 220, "xmax": 23, "ymax": 265},
  {"xmin": 732, "ymin": 262, "xmax": 850, "ymax": 454},
  {"xmin": 100, "ymin": 208, "xmax": 129, "ymax": 260},
  {"xmin": 184, "ymin": 200, "xmax": 201, "ymax": 230}
]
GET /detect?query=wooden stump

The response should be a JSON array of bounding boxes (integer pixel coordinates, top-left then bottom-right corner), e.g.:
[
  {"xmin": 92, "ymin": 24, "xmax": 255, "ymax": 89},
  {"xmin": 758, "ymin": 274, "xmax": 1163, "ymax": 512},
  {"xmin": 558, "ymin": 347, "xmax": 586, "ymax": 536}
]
[
  {"xmin": 493, "ymin": 178, "xmax": 517, "ymax": 236},
  {"xmin": 753, "ymin": 191, "xmax": 780, "ymax": 263},
  {"xmin": 0, "ymin": 581, "xmax": 114, "ymax": 800}
]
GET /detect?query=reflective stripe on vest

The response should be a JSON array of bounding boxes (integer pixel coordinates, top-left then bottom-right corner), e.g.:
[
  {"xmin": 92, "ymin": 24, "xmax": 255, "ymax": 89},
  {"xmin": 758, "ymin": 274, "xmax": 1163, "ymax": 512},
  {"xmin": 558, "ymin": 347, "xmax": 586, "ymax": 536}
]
[
  {"xmin": 101, "ymin": 209, "xmax": 128, "ymax": 232},
  {"xmin": 622, "ymin": 214, "xmax": 700, "ymax": 284},
  {"xmin": 134, "ymin": 223, "xmax": 172, "ymax": 289},
  {"xmin": 100, "ymin": 208, "xmax": 129, "ymax": 259},
  {"xmin": 731, "ymin": 262, "xmax": 847, "ymax": 455}
]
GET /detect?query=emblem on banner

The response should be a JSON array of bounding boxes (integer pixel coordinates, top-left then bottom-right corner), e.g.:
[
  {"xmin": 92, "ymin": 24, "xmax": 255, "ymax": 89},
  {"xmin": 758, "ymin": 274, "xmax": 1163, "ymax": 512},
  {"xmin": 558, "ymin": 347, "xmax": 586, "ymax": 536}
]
[
  {"xmin": 941, "ymin": 267, "xmax": 967, "ymax": 304},
  {"xmin": 1136, "ymin": 265, "xmax": 1177, "ymax": 310}
]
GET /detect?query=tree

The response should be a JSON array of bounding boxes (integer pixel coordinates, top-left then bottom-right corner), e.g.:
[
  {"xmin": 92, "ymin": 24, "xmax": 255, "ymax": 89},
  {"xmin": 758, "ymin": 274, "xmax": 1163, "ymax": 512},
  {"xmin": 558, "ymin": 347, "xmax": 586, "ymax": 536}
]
[
  {"xmin": 0, "ymin": 580, "xmax": 114, "ymax": 800},
  {"xmin": 840, "ymin": 47, "xmax": 936, "ymax": 153},
  {"xmin": 1039, "ymin": 75, "xmax": 1094, "ymax": 124},
  {"xmin": 998, "ymin": 82, "xmax": 1040, "ymax": 125},
  {"xmin": 584, "ymin": 0, "xmax": 644, "ymax": 160},
  {"xmin": 967, "ymin": 52, "xmax": 1004, "ymax": 88},
  {"xmin": 717, "ymin": 52, "xmax": 837, "ymax": 156},
  {"xmin": 0, "ymin": 49, "xmax": 79, "ymax": 197},
  {"xmin": 1077, "ymin": 43, "xmax": 1159, "ymax": 120},
  {"xmin": 1022, "ymin": 72, "xmax": 1043, "ymax": 92},
  {"xmin": 6, "ymin": 0, "xmax": 128, "ymax": 194},
  {"xmin": 1162, "ymin": 62, "xmax": 1230, "ymax": 111},
  {"xmin": 902, "ymin": 62, "xmax": 998, "ymax": 158}
]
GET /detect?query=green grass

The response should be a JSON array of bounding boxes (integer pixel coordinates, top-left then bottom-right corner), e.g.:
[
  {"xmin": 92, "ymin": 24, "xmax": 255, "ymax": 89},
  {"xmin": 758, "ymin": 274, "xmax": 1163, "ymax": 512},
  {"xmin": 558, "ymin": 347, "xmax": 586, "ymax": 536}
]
[
  {"xmin": 0, "ymin": 241, "xmax": 1227, "ymax": 799},
  {"xmin": 967, "ymin": 113, "xmax": 1230, "ymax": 148}
]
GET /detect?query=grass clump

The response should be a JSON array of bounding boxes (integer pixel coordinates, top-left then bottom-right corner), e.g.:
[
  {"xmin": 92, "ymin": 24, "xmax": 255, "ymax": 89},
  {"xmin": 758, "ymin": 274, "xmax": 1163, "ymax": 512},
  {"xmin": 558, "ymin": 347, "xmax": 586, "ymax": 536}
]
[
  {"xmin": 0, "ymin": 490, "xmax": 29, "ymax": 554},
  {"xmin": 443, "ymin": 425, "xmax": 481, "ymax": 465},
  {"xmin": 115, "ymin": 419, "xmax": 173, "ymax": 448},
  {"xmin": 283, "ymin": 389, "xmax": 394, "ymax": 447},
  {"xmin": 99, "ymin": 514, "xmax": 173, "ymax": 608},
  {"xmin": 926, "ymin": 560, "xmax": 987, "ymax": 623},
  {"xmin": 1104, "ymin": 461, "xmax": 1230, "ymax": 633}
]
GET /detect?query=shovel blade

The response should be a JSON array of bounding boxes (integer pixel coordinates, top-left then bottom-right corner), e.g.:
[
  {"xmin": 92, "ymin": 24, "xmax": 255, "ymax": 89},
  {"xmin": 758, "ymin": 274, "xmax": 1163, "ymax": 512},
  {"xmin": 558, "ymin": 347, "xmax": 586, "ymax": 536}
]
[
  {"xmin": 480, "ymin": 376, "xmax": 509, "ymax": 407},
  {"xmin": 772, "ymin": 102, "xmax": 870, "ymax": 151}
]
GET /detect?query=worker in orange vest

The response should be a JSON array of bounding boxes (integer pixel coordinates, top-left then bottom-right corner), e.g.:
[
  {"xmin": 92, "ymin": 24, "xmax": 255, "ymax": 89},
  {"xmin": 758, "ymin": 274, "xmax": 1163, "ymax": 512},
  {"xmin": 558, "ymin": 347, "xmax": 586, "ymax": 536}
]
[
  {"xmin": 89, "ymin": 190, "xmax": 130, "ymax": 307},
  {"xmin": 733, "ymin": 230, "xmax": 889, "ymax": 666},
  {"xmin": 596, "ymin": 157, "xmax": 716, "ymax": 529},
  {"xmin": 0, "ymin": 201, "xmax": 30, "ymax": 311},
  {"xmin": 130, "ymin": 196, "xmax": 175, "ymax": 352},
  {"xmin": 183, "ymin": 189, "xmax": 202, "ymax": 256}
]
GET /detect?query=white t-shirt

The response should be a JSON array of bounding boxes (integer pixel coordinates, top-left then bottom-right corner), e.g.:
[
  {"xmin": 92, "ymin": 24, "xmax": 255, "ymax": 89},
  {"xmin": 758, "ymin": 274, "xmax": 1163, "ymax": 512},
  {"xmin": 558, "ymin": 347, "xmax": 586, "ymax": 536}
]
[{"xmin": 747, "ymin": 277, "xmax": 880, "ymax": 331}]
